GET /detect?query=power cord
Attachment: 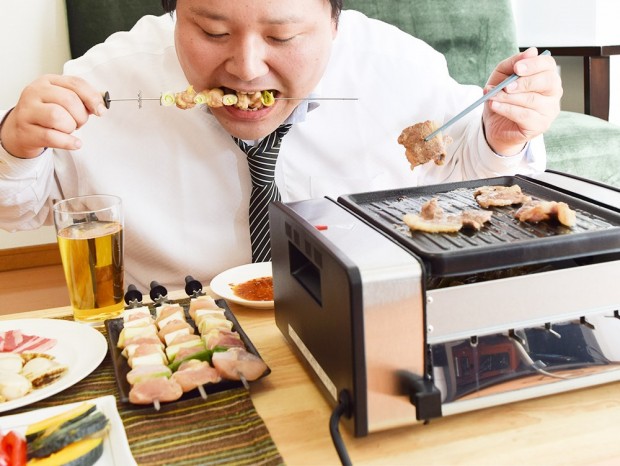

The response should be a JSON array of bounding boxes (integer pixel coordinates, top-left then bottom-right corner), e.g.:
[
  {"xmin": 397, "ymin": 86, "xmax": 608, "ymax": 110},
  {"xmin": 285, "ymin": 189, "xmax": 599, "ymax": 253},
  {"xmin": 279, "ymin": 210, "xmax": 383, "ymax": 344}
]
[
  {"xmin": 329, "ymin": 390, "xmax": 353, "ymax": 466},
  {"xmin": 329, "ymin": 377, "xmax": 441, "ymax": 465}
]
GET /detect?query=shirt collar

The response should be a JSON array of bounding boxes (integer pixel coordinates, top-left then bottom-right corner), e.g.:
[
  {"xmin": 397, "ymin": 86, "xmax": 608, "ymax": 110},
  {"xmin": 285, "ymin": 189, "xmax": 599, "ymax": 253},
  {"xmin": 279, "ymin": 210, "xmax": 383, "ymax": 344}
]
[{"xmin": 282, "ymin": 90, "xmax": 321, "ymax": 125}]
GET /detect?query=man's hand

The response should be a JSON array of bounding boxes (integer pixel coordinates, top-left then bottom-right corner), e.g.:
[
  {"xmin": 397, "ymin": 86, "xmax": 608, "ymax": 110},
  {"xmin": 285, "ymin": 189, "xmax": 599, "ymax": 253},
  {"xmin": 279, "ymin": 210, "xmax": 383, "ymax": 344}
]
[
  {"xmin": 0, "ymin": 75, "xmax": 106, "ymax": 159},
  {"xmin": 483, "ymin": 47, "xmax": 563, "ymax": 156}
]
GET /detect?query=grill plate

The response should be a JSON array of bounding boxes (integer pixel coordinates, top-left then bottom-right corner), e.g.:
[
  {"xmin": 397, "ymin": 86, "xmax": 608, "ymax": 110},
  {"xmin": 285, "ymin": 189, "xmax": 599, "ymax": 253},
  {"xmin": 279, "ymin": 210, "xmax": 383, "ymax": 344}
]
[{"xmin": 338, "ymin": 175, "xmax": 620, "ymax": 276}]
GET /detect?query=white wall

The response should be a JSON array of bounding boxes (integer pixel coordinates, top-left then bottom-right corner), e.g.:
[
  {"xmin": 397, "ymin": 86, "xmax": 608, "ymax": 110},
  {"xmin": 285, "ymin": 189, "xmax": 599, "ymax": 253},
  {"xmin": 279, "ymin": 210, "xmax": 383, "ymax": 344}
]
[
  {"xmin": 511, "ymin": 0, "xmax": 620, "ymax": 126},
  {"xmin": 0, "ymin": 0, "xmax": 71, "ymax": 248},
  {"xmin": 0, "ymin": 0, "xmax": 71, "ymax": 108}
]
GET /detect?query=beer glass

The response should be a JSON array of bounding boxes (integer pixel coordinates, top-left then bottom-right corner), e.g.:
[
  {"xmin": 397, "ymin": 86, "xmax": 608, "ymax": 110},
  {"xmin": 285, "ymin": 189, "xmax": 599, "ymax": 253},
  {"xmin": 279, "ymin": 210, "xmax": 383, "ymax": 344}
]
[{"xmin": 53, "ymin": 195, "xmax": 124, "ymax": 325}]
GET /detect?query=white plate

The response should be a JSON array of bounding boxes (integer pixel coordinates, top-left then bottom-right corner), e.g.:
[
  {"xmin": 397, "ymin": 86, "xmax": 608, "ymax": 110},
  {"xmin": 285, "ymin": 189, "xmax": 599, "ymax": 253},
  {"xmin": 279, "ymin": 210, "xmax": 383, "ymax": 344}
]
[
  {"xmin": 210, "ymin": 262, "xmax": 274, "ymax": 309},
  {"xmin": 0, "ymin": 319, "xmax": 107, "ymax": 413},
  {"xmin": 0, "ymin": 395, "xmax": 136, "ymax": 466}
]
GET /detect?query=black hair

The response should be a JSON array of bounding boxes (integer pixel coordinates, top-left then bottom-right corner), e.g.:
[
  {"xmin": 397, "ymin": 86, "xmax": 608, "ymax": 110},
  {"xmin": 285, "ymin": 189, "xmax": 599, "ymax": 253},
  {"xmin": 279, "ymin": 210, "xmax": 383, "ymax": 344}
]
[{"xmin": 161, "ymin": 0, "xmax": 343, "ymax": 21}]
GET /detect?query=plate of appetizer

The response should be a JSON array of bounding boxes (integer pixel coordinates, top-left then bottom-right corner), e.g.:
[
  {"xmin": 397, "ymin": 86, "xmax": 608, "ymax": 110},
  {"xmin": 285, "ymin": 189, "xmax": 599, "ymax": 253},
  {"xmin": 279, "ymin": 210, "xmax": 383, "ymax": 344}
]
[
  {"xmin": 209, "ymin": 262, "xmax": 274, "ymax": 309},
  {"xmin": 0, "ymin": 319, "xmax": 107, "ymax": 413},
  {"xmin": 0, "ymin": 395, "xmax": 136, "ymax": 465},
  {"xmin": 105, "ymin": 296, "xmax": 270, "ymax": 408}
]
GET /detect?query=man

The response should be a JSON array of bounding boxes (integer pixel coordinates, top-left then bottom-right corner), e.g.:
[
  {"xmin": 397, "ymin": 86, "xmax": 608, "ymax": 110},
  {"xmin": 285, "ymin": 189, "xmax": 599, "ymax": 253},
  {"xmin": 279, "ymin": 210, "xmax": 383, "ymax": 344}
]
[{"xmin": 0, "ymin": 0, "xmax": 562, "ymax": 290}]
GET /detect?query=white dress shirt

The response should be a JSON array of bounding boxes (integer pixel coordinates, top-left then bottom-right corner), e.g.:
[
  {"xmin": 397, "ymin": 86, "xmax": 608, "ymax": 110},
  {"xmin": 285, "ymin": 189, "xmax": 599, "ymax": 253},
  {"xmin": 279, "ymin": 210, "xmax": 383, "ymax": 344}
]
[{"xmin": 0, "ymin": 10, "xmax": 546, "ymax": 290}]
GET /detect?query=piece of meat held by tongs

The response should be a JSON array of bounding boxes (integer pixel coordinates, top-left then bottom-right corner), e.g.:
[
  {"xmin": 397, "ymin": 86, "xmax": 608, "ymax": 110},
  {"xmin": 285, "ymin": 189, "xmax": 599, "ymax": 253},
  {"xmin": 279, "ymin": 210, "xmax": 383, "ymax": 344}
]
[
  {"xmin": 398, "ymin": 121, "xmax": 453, "ymax": 169},
  {"xmin": 399, "ymin": 49, "xmax": 553, "ymax": 170}
]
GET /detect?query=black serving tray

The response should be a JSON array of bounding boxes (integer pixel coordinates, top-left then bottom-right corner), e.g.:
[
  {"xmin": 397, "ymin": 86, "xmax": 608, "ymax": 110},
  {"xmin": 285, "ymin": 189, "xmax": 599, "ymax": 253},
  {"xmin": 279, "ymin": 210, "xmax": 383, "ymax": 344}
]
[
  {"xmin": 338, "ymin": 175, "xmax": 620, "ymax": 277},
  {"xmin": 104, "ymin": 298, "xmax": 270, "ymax": 407}
]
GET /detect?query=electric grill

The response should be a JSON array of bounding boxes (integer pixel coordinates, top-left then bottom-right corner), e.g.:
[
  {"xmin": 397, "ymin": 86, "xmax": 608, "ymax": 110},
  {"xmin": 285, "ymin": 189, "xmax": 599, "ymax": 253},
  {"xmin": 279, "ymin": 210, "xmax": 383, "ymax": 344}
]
[{"xmin": 270, "ymin": 172, "xmax": 620, "ymax": 437}]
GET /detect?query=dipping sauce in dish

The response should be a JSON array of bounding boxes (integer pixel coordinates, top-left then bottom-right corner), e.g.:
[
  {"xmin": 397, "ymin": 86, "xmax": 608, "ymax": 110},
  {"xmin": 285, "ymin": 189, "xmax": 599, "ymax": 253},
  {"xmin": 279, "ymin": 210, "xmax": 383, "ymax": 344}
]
[{"xmin": 230, "ymin": 276, "xmax": 273, "ymax": 301}]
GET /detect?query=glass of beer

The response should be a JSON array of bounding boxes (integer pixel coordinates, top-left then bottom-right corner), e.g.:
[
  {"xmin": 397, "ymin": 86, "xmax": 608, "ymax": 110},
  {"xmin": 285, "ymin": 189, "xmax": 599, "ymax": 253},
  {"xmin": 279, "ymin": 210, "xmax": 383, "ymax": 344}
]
[{"xmin": 53, "ymin": 194, "xmax": 124, "ymax": 325}]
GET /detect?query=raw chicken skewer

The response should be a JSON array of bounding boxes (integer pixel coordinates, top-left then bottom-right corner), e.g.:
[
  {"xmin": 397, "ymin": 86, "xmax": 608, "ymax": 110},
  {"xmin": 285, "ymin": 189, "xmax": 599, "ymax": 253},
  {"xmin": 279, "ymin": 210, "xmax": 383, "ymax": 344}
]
[
  {"xmin": 171, "ymin": 360, "xmax": 221, "ymax": 400},
  {"xmin": 124, "ymin": 298, "xmax": 223, "ymax": 405},
  {"xmin": 211, "ymin": 347, "xmax": 268, "ymax": 390},
  {"xmin": 188, "ymin": 293, "xmax": 268, "ymax": 389},
  {"xmin": 118, "ymin": 299, "xmax": 184, "ymax": 409},
  {"xmin": 117, "ymin": 280, "xmax": 269, "ymax": 408}
]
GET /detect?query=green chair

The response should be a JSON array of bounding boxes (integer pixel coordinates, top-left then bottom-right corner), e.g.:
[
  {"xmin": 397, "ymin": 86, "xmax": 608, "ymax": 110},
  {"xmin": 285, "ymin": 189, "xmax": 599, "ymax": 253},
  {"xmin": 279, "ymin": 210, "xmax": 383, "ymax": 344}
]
[
  {"xmin": 65, "ymin": 0, "xmax": 163, "ymax": 59},
  {"xmin": 346, "ymin": 0, "xmax": 620, "ymax": 187}
]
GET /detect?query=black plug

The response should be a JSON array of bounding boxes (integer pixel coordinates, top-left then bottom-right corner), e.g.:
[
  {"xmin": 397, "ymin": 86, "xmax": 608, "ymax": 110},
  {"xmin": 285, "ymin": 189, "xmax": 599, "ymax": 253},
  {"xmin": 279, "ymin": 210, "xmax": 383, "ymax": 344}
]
[
  {"xmin": 184, "ymin": 275, "xmax": 203, "ymax": 297},
  {"xmin": 398, "ymin": 370, "xmax": 442, "ymax": 422},
  {"xmin": 149, "ymin": 280, "xmax": 168, "ymax": 303},
  {"xmin": 124, "ymin": 284, "xmax": 143, "ymax": 307}
]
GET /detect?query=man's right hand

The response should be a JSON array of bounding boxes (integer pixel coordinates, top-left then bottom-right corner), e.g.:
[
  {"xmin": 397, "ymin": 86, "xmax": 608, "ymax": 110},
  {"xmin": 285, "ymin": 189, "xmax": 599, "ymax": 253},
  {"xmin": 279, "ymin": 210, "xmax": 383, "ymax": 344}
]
[{"xmin": 0, "ymin": 74, "xmax": 106, "ymax": 159}]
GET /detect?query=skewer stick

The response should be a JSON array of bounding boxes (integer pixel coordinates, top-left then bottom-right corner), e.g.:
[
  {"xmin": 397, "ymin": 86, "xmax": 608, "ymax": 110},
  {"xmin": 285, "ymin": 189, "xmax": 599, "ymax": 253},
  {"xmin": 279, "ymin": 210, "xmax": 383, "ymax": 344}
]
[
  {"xmin": 153, "ymin": 399, "xmax": 161, "ymax": 411},
  {"xmin": 103, "ymin": 90, "xmax": 357, "ymax": 109},
  {"xmin": 197, "ymin": 385, "xmax": 208, "ymax": 400},
  {"xmin": 239, "ymin": 374, "xmax": 250, "ymax": 390},
  {"xmin": 275, "ymin": 97, "xmax": 358, "ymax": 101}
]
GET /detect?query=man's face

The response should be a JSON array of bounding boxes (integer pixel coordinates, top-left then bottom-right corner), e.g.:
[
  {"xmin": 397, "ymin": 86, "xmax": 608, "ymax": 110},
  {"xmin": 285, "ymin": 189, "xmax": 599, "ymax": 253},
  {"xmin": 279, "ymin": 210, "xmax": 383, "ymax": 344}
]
[{"xmin": 174, "ymin": 0, "xmax": 337, "ymax": 140}]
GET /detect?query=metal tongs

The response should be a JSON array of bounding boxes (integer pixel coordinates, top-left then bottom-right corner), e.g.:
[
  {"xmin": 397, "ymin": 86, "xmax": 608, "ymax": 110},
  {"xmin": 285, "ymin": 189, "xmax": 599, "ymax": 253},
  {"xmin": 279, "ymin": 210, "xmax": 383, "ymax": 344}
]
[{"xmin": 103, "ymin": 91, "xmax": 358, "ymax": 109}]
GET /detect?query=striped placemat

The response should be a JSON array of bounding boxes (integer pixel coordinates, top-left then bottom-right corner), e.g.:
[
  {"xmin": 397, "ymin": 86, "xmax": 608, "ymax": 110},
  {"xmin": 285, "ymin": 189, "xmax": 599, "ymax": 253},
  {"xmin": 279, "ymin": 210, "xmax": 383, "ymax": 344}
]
[
  {"xmin": 11, "ymin": 320, "xmax": 284, "ymax": 466},
  {"xmin": 122, "ymin": 390, "xmax": 280, "ymax": 466}
]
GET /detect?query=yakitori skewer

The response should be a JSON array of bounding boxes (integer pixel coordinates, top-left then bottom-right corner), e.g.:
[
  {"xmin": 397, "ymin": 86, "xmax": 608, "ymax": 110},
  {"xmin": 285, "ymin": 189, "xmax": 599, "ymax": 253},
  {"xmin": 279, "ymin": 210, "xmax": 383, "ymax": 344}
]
[{"xmin": 103, "ymin": 88, "xmax": 357, "ymax": 109}]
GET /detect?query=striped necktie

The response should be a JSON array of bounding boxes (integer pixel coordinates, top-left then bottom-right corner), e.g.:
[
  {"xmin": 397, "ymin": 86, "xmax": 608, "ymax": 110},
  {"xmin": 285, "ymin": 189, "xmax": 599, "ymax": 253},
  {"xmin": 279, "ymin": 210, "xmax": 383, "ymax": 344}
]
[{"xmin": 233, "ymin": 124, "xmax": 292, "ymax": 263}]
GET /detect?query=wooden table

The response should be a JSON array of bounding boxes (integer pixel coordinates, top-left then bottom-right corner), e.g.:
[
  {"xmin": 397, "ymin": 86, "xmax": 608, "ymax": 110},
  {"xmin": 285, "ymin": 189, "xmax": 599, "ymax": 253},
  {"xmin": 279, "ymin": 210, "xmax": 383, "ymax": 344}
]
[{"xmin": 3, "ymin": 299, "xmax": 620, "ymax": 465}]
